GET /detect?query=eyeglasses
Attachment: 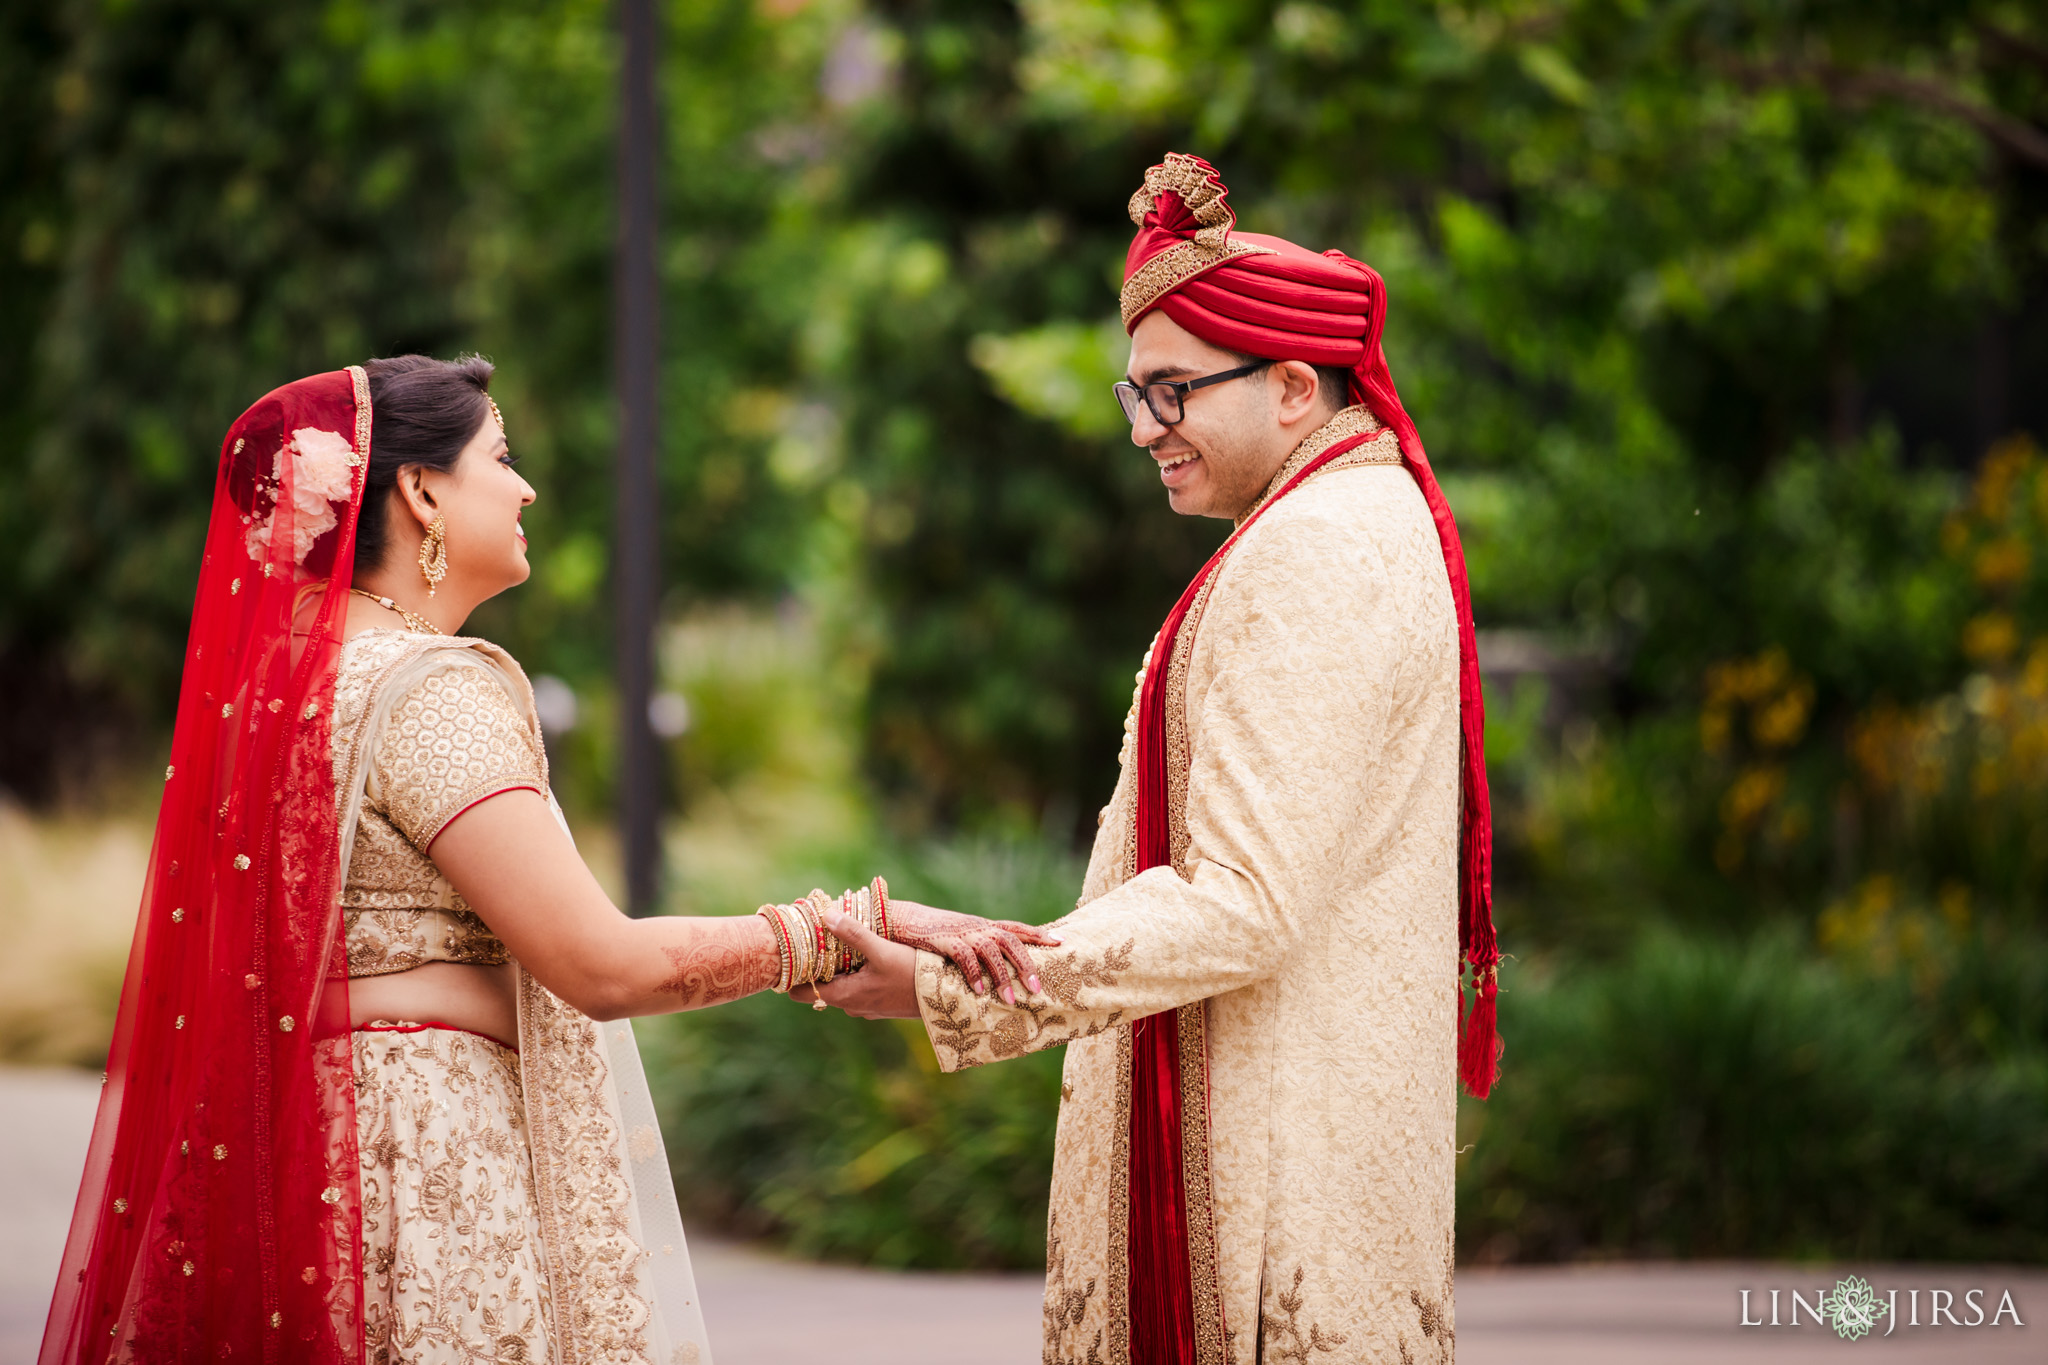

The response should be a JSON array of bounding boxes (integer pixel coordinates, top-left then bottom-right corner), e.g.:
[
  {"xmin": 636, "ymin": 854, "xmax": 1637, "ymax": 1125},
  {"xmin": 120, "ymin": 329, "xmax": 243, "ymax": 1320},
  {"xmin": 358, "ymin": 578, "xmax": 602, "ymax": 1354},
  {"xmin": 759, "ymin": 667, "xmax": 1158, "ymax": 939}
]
[{"xmin": 1113, "ymin": 361, "xmax": 1271, "ymax": 428}]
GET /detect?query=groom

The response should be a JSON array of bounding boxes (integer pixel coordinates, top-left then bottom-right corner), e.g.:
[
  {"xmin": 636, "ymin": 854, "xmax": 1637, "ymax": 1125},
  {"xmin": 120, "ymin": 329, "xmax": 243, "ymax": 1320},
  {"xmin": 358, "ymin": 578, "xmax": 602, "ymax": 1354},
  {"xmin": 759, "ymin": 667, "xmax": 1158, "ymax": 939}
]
[{"xmin": 821, "ymin": 154, "xmax": 1499, "ymax": 1365}]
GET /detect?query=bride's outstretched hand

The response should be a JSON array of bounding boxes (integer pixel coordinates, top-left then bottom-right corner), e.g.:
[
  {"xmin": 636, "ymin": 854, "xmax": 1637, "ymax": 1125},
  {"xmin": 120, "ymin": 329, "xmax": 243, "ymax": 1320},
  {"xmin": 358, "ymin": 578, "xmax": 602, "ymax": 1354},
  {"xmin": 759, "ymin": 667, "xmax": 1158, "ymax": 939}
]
[{"xmin": 885, "ymin": 899, "xmax": 1062, "ymax": 1006}]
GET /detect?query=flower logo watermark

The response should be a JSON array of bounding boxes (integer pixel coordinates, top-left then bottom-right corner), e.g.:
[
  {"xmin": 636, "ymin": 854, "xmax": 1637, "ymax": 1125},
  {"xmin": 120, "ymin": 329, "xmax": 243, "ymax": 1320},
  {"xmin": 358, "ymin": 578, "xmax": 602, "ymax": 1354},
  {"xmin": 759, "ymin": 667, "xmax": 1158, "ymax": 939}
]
[
  {"xmin": 1740, "ymin": 1278, "xmax": 2025, "ymax": 1338},
  {"xmin": 1820, "ymin": 1276, "xmax": 1887, "ymax": 1341}
]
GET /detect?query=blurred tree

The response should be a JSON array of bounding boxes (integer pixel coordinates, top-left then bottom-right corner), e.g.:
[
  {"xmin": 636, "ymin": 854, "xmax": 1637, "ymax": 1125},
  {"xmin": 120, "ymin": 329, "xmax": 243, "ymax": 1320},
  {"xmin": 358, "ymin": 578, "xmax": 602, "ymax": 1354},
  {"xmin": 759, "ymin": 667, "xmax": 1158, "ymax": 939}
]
[
  {"xmin": 810, "ymin": 0, "xmax": 2048, "ymax": 919},
  {"xmin": 4, "ymin": 0, "xmax": 2046, "ymax": 929},
  {"xmin": 0, "ymin": 0, "xmax": 493, "ymax": 797},
  {"xmin": 0, "ymin": 0, "xmax": 822, "ymax": 802},
  {"xmin": 0, "ymin": 0, "xmax": 72, "ymax": 797},
  {"xmin": 8, "ymin": 0, "xmax": 2048, "ymax": 1270}
]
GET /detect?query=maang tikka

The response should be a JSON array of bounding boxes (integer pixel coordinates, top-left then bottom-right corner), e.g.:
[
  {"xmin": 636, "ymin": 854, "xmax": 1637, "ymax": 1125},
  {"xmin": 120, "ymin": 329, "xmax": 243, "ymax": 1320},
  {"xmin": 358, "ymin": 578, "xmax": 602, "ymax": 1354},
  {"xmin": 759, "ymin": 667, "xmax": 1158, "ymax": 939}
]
[{"xmin": 419, "ymin": 515, "xmax": 448, "ymax": 597}]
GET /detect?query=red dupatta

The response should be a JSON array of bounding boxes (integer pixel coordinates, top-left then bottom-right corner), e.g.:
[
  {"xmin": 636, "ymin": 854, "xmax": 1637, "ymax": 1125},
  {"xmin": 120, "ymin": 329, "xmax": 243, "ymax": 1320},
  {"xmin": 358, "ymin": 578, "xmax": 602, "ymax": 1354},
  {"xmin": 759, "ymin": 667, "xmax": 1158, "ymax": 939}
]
[{"xmin": 41, "ymin": 369, "xmax": 370, "ymax": 1364}]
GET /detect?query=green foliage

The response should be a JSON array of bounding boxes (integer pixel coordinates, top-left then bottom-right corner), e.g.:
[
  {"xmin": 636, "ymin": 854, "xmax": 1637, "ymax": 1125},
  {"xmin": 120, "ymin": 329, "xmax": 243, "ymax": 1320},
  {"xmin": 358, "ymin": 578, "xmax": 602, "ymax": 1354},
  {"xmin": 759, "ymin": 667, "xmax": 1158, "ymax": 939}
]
[
  {"xmin": 8, "ymin": 0, "xmax": 2048, "ymax": 1270},
  {"xmin": 2, "ymin": 0, "xmax": 483, "ymax": 792},
  {"xmin": 646, "ymin": 995, "xmax": 1063, "ymax": 1268},
  {"xmin": 643, "ymin": 836, "xmax": 1079, "ymax": 1269},
  {"xmin": 1460, "ymin": 928, "xmax": 2048, "ymax": 1263},
  {"xmin": 7, "ymin": 0, "xmax": 2045, "ymax": 841},
  {"xmin": 0, "ymin": 0, "xmax": 826, "ymax": 795}
]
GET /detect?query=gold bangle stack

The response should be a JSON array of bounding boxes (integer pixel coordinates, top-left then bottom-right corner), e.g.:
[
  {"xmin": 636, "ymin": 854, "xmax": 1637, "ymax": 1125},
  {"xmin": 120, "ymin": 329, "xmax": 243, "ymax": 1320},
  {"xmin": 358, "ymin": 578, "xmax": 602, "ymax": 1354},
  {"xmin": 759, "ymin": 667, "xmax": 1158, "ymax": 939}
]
[{"xmin": 756, "ymin": 877, "xmax": 893, "ymax": 1006}]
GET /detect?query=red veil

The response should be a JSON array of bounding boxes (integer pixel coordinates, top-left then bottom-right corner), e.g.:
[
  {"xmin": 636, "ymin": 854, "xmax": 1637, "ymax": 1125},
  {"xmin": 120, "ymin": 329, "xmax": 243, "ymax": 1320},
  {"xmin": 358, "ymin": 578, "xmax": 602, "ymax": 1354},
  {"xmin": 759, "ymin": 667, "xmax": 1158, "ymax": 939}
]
[{"xmin": 41, "ymin": 369, "xmax": 370, "ymax": 1364}]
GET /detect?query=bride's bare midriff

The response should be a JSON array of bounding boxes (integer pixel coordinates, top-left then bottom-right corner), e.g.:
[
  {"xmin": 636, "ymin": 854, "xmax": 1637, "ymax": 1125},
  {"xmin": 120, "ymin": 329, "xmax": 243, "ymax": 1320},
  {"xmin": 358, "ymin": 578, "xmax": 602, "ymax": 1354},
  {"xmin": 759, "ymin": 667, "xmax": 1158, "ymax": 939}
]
[{"xmin": 349, "ymin": 960, "xmax": 520, "ymax": 1049}]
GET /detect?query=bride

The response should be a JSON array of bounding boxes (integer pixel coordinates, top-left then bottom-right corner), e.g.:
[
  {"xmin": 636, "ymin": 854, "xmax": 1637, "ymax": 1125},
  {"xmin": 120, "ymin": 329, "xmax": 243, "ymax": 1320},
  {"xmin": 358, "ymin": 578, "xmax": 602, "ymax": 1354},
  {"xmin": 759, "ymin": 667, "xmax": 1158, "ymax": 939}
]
[{"xmin": 40, "ymin": 357, "xmax": 1053, "ymax": 1365}]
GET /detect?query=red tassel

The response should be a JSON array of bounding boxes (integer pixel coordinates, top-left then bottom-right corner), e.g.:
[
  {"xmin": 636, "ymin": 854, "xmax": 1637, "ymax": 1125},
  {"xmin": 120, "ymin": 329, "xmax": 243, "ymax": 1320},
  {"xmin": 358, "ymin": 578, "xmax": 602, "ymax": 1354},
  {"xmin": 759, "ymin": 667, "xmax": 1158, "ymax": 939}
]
[{"xmin": 1457, "ymin": 967, "xmax": 1501, "ymax": 1099}]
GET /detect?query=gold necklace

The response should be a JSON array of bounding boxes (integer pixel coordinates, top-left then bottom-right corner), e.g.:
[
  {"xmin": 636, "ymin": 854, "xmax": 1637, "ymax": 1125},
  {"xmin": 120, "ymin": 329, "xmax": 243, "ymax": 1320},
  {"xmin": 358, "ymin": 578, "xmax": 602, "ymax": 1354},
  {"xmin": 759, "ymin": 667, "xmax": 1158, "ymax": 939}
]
[{"xmin": 349, "ymin": 588, "xmax": 444, "ymax": 635}]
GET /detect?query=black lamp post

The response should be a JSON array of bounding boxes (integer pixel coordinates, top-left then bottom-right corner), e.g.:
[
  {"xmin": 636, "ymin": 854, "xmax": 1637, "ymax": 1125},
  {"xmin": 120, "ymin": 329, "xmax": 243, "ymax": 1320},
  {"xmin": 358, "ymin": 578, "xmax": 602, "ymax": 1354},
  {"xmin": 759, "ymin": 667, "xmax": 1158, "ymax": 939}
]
[{"xmin": 615, "ymin": 0, "xmax": 661, "ymax": 916}]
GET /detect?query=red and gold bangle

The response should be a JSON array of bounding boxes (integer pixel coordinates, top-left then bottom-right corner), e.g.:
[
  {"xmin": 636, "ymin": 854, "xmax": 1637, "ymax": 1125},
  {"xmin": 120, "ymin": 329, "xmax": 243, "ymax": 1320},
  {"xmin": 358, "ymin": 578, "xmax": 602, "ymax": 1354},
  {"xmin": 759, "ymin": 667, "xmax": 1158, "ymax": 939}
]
[
  {"xmin": 755, "ymin": 902, "xmax": 794, "ymax": 994},
  {"xmin": 774, "ymin": 906, "xmax": 796, "ymax": 994},
  {"xmin": 801, "ymin": 889, "xmax": 835, "ymax": 985},
  {"xmin": 822, "ymin": 890, "xmax": 838, "ymax": 983},
  {"xmin": 837, "ymin": 888, "xmax": 853, "ymax": 974},
  {"xmin": 802, "ymin": 892, "xmax": 832, "ymax": 1005},
  {"xmin": 789, "ymin": 896, "xmax": 814, "ymax": 986},
  {"xmin": 788, "ymin": 896, "xmax": 820, "ymax": 988},
  {"xmin": 870, "ymin": 876, "xmax": 891, "ymax": 942},
  {"xmin": 781, "ymin": 901, "xmax": 806, "ymax": 990},
  {"xmin": 837, "ymin": 889, "xmax": 851, "ymax": 973}
]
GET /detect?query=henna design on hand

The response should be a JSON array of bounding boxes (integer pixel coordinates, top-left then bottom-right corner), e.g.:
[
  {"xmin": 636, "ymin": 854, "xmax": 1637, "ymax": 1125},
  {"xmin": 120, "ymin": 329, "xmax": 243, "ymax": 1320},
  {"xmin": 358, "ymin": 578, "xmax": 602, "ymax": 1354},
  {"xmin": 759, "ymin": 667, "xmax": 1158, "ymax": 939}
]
[
  {"xmin": 657, "ymin": 920, "xmax": 781, "ymax": 1009},
  {"xmin": 885, "ymin": 901, "xmax": 1061, "ymax": 1005}
]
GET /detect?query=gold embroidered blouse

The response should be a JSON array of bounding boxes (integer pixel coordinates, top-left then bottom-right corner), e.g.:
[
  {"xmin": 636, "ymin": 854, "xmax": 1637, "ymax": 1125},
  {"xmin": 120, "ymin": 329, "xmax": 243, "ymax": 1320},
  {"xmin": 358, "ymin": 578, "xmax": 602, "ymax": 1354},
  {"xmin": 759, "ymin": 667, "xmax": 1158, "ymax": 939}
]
[{"xmin": 334, "ymin": 630, "xmax": 548, "ymax": 978}]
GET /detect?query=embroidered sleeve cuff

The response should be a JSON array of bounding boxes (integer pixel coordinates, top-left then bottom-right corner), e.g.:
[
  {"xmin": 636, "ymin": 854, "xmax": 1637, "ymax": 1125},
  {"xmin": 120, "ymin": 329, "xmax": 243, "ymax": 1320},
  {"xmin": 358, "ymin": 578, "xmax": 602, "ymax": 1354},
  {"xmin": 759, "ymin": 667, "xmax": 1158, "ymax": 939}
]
[
  {"xmin": 915, "ymin": 932, "xmax": 1140, "ymax": 1073},
  {"xmin": 915, "ymin": 950, "xmax": 985, "ymax": 1073}
]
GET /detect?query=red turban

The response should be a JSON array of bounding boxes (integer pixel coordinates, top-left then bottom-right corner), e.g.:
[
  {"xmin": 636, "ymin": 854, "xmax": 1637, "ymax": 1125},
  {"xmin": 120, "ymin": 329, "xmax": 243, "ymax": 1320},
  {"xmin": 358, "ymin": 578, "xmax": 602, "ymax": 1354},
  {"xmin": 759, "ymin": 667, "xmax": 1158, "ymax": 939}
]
[{"xmin": 1122, "ymin": 153, "xmax": 1500, "ymax": 1096}]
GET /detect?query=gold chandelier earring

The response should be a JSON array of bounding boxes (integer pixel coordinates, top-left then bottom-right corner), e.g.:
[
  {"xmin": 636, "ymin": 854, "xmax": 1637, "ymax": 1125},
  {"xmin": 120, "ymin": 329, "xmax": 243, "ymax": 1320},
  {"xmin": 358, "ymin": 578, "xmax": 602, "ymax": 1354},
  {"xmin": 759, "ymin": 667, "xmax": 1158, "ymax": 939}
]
[{"xmin": 418, "ymin": 515, "xmax": 448, "ymax": 597}]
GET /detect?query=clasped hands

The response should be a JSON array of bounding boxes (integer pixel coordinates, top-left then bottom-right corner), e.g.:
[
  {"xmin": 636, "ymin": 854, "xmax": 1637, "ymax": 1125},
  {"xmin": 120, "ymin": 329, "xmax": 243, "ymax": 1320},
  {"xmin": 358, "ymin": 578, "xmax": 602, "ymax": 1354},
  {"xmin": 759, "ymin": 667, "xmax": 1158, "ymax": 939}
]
[{"xmin": 792, "ymin": 901, "xmax": 1062, "ymax": 1019}]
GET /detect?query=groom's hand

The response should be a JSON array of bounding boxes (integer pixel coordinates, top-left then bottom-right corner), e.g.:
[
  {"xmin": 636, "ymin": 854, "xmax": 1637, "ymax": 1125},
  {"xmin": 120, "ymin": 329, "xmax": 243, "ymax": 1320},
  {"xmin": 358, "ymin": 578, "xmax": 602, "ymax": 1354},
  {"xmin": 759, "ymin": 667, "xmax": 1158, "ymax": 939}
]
[{"xmin": 804, "ymin": 913, "xmax": 920, "ymax": 1018}]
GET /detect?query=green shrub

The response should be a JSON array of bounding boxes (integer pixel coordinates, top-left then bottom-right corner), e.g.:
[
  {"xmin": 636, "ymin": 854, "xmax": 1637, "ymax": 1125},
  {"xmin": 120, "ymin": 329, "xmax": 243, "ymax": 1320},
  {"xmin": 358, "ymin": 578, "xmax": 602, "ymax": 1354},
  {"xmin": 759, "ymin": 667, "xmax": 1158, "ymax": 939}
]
[
  {"xmin": 643, "ymin": 835, "xmax": 1079, "ymax": 1269},
  {"xmin": 644, "ymin": 827, "xmax": 2048, "ymax": 1270},
  {"xmin": 1459, "ymin": 928, "xmax": 2048, "ymax": 1263}
]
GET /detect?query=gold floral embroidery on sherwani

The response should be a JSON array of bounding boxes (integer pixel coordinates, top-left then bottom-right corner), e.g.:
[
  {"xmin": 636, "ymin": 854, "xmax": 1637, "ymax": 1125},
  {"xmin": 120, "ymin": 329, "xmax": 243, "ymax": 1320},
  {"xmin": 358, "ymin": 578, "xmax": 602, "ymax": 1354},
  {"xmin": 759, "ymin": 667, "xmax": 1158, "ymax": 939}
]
[
  {"xmin": 921, "ymin": 938, "xmax": 1135, "ymax": 1067},
  {"xmin": 914, "ymin": 408, "xmax": 1459, "ymax": 1365},
  {"xmin": 333, "ymin": 631, "xmax": 715, "ymax": 1365}
]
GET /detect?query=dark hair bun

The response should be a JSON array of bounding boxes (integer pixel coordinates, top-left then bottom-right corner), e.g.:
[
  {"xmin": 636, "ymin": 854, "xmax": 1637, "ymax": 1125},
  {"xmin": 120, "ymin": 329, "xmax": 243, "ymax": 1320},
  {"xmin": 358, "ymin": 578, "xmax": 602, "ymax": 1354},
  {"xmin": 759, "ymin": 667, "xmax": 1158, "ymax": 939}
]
[{"xmin": 354, "ymin": 355, "xmax": 495, "ymax": 576}]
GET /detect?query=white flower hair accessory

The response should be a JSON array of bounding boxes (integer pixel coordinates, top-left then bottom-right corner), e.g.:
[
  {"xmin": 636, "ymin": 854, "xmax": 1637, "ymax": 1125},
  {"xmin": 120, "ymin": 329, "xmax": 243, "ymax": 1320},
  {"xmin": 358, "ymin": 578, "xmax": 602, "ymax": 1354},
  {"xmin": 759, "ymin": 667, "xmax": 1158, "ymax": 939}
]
[{"xmin": 243, "ymin": 427, "xmax": 357, "ymax": 565}]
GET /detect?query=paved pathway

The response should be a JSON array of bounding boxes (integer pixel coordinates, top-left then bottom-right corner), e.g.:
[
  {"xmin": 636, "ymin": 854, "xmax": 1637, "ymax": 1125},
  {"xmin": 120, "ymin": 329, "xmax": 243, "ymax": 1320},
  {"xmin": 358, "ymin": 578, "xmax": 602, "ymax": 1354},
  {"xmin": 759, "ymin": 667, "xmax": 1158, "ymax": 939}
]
[{"xmin": 4, "ymin": 1068, "xmax": 2039, "ymax": 1363}]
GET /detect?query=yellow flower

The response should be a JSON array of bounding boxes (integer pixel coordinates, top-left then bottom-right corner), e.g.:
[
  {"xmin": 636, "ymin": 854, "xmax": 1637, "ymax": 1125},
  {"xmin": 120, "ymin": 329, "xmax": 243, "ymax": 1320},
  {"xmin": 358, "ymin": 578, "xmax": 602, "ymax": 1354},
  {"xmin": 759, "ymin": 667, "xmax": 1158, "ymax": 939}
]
[
  {"xmin": 2022, "ymin": 640, "xmax": 2048, "ymax": 698},
  {"xmin": 1974, "ymin": 539, "xmax": 2030, "ymax": 590},
  {"xmin": 1721, "ymin": 765, "xmax": 1784, "ymax": 828},
  {"xmin": 1699, "ymin": 705, "xmax": 1731, "ymax": 757},
  {"xmin": 1751, "ymin": 679, "xmax": 1814, "ymax": 749},
  {"xmin": 1974, "ymin": 436, "xmax": 2034, "ymax": 523},
  {"xmin": 1963, "ymin": 613, "xmax": 2018, "ymax": 663}
]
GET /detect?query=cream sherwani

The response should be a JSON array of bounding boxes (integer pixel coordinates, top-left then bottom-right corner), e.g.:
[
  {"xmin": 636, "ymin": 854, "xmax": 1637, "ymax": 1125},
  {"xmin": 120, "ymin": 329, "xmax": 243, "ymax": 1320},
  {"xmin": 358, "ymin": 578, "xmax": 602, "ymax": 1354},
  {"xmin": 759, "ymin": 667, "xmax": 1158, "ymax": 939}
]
[{"xmin": 915, "ymin": 409, "xmax": 1462, "ymax": 1365}]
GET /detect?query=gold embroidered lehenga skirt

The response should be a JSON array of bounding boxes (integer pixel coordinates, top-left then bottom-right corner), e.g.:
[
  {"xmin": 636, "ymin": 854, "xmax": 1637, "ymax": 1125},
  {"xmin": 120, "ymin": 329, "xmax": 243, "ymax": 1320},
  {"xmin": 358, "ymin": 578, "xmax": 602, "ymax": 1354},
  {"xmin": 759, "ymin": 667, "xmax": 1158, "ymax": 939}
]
[{"xmin": 354, "ymin": 1025, "xmax": 555, "ymax": 1365}]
